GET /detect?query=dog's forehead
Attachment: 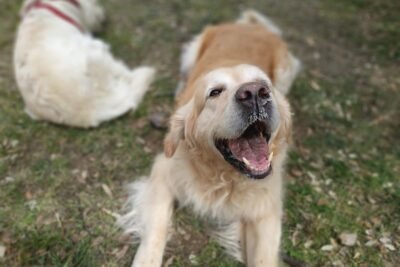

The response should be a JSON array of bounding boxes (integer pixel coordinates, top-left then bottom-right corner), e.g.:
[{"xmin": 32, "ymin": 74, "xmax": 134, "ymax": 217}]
[{"xmin": 203, "ymin": 64, "xmax": 270, "ymax": 88}]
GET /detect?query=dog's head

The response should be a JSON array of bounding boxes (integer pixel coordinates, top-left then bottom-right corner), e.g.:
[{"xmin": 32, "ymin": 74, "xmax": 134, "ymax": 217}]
[
  {"xmin": 78, "ymin": 0, "xmax": 105, "ymax": 32},
  {"xmin": 165, "ymin": 64, "xmax": 291, "ymax": 179},
  {"xmin": 20, "ymin": 0, "xmax": 104, "ymax": 32}
]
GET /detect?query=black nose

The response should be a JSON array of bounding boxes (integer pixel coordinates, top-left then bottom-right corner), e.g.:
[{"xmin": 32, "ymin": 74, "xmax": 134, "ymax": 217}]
[{"xmin": 235, "ymin": 82, "xmax": 271, "ymax": 108}]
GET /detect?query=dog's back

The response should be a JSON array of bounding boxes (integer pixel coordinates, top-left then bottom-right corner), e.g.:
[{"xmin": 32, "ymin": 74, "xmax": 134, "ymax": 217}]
[{"xmin": 14, "ymin": 0, "xmax": 155, "ymax": 127}]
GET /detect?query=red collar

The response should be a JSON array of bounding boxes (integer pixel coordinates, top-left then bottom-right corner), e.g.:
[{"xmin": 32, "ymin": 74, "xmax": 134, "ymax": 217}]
[{"xmin": 26, "ymin": 0, "xmax": 84, "ymax": 32}]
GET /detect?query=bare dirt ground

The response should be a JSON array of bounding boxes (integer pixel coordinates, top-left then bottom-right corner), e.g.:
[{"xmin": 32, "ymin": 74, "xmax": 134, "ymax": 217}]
[{"xmin": 0, "ymin": 0, "xmax": 399, "ymax": 266}]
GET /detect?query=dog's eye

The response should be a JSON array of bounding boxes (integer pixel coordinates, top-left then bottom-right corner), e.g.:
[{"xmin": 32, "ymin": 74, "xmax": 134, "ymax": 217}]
[{"xmin": 209, "ymin": 87, "xmax": 224, "ymax": 98}]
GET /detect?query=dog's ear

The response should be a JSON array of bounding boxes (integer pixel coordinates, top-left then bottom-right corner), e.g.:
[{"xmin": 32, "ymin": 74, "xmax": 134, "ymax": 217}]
[
  {"xmin": 164, "ymin": 100, "xmax": 196, "ymax": 157},
  {"xmin": 274, "ymin": 92, "xmax": 292, "ymax": 144},
  {"xmin": 164, "ymin": 108, "xmax": 186, "ymax": 158}
]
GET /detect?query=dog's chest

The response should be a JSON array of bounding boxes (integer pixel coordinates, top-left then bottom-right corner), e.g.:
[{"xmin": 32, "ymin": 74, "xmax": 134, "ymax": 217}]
[{"xmin": 172, "ymin": 169, "xmax": 281, "ymax": 221}]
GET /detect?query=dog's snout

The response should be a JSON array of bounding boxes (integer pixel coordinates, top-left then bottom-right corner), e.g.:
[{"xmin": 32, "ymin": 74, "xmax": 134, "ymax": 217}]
[{"xmin": 235, "ymin": 82, "xmax": 270, "ymax": 108}]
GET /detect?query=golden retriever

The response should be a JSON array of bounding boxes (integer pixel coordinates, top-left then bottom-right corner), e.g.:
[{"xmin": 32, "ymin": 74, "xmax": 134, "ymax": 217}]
[
  {"xmin": 14, "ymin": 0, "xmax": 155, "ymax": 127},
  {"xmin": 119, "ymin": 10, "xmax": 300, "ymax": 267}
]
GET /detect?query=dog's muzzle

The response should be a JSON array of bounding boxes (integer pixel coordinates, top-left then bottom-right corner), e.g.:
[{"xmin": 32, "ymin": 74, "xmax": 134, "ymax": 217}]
[
  {"xmin": 214, "ymin": 81, "xmax": 276, "ymax": 179},
  {"xmin": 235, "ymin": 81, "xmax": 272, "ymax": 123}
]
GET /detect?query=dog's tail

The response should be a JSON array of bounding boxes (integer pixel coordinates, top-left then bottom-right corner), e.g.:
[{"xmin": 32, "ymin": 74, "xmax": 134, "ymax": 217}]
[
  {"xmin": 87, "ymin": 66, "xmax": 155, "ymax": 126},
  {"xmin": 122, "ymin": 65, "xmax": 156, "ymax": 110},
  {"xmin": 238, "ymin": 10, "xmax": 301, "ymax": 95},
  {"xmin": 129, "ymin": 66, "xmax": 156, "ymax": 101},
  {"xmin": 236, "ymin": 9, "xmax": 282, "ymax": 36}
]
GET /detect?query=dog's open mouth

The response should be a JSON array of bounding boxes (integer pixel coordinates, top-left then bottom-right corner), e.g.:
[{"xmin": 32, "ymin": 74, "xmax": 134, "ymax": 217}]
[{"xmin": 215, "ymin": 121, "xmax": 273, "ymax": 179}]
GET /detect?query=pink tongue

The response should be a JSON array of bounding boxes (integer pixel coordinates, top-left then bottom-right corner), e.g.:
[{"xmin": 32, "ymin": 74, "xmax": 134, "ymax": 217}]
[{"xmin": 228, "ymin": 135, "xmax": 269, "ymax": 170}]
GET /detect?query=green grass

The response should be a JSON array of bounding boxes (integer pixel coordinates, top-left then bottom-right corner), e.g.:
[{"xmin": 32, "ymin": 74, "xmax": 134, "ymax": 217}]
[
  {"xmin": 321, "ymin": 0, "xmax": 400, "ymax": 61},
  {"xmin": 0, "ymin": 0, "xmax": 399, "ymax": 266}
]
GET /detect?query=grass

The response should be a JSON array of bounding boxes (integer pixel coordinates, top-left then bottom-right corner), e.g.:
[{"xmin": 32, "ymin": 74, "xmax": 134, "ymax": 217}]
[{"xmin": 0, "ymin": 0, "xmax": 399, "ymax": 266}]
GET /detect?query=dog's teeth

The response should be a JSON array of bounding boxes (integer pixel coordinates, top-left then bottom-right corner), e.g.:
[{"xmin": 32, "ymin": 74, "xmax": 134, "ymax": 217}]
[
  {"xmin": 242, "ymin": 157, "xmax": 257, "ymax": 170},
  {"xmin": 242, "ymin": 157, "xmax": 251, "ymax": 166},
  {"xmin": 268, "ymin": 152, "xmax": 274, "ymax": 162}
]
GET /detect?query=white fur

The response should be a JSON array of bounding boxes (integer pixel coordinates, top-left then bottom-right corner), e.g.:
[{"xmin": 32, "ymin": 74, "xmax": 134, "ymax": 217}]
[
  {"xmin": 274, "ymin": 52, "xmax": 302, "ymax": 95},
  {"xmin": 118, "ymin": 177, "xmax": 153, "ymax": 242},
  {"xmin": 237, "ymin": 9, "xmax": 282, "ymax": 36},
  {"xmin": 175, "ymin": 33, "xmax": 203, "ymax": 97},
  {"xmin": 14, "ymin": 0, "xmax": 156, "ymax": 127},
  {"xmin": 197, "ymin": 64, "xmax": 280, "ymax": 142}
]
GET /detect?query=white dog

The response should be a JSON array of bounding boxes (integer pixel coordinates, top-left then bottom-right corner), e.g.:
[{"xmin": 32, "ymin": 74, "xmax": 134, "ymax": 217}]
[
  {"xmin": 119, "ymin": 10, "xmax": 300, "ymax": 267},
  {"xmin": 14, "ymin": 0, "xmax": 155, "ymax": 127}
]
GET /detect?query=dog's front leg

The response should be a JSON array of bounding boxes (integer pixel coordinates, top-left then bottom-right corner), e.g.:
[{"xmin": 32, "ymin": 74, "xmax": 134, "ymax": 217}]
[
  {"xmin": 131, "ymin": 158, "xmax": 174, "ymax": 267},
  {"xmin": 243, "ymin": 213, "xmax": 281, "ymax": 267}
]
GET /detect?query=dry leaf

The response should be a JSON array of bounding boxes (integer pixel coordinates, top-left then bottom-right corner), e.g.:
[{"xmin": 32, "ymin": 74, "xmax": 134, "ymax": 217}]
[
  {"xmin": 0, "ymin": 245, "xmax": 5, "ymax": 258},
  {"xmin": 305, "ymin": 36, "xmax": 316, "ymax": 46},
  {"xmin": 304, "ymin": 240, "xmax": 313, "ymax": 248},
  {"xmin": 290, "ymin": 169, "xmax": 303, "ymax": 177},
  {"xmin": 339, "ymin": 232, "xmax": 357, "ymax": 246},
  {"xmin": 101, "ymin": 184, "xmax": 113, "ymax": 198},
  {"xmin": 321, "ymin": 244, "xmax": 334, "ymax": 251},
  {"xmin": 310, "ymin": 80, "xmax": 320, "ymax": 90},
  {"xmin": 365, "ymin": 240, "xmax": 378, "ymax": 247},
  {"xmin": 101, "ymin": 208, "xmax": 120, "ymax": 219},
  {"xmin": 164, "ymin": 256, "xmax": 175, "ymax": 267},
  {"xmin": 379, "ymin": 237, "xmax": 391, "ymax": 244},
  {"xmin": 384, "ymin": 244, "xmax": 396, "ymax": 251}
]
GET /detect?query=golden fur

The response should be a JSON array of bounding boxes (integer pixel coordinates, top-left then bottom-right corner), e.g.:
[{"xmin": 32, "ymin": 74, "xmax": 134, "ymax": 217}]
[
  {"xmin": 177, "ymin": 24, "xmax": 287, "ymax": 106},
  {"xmin": 119, "ymin": 10, "xmax": 300, "ymax": 267}
]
